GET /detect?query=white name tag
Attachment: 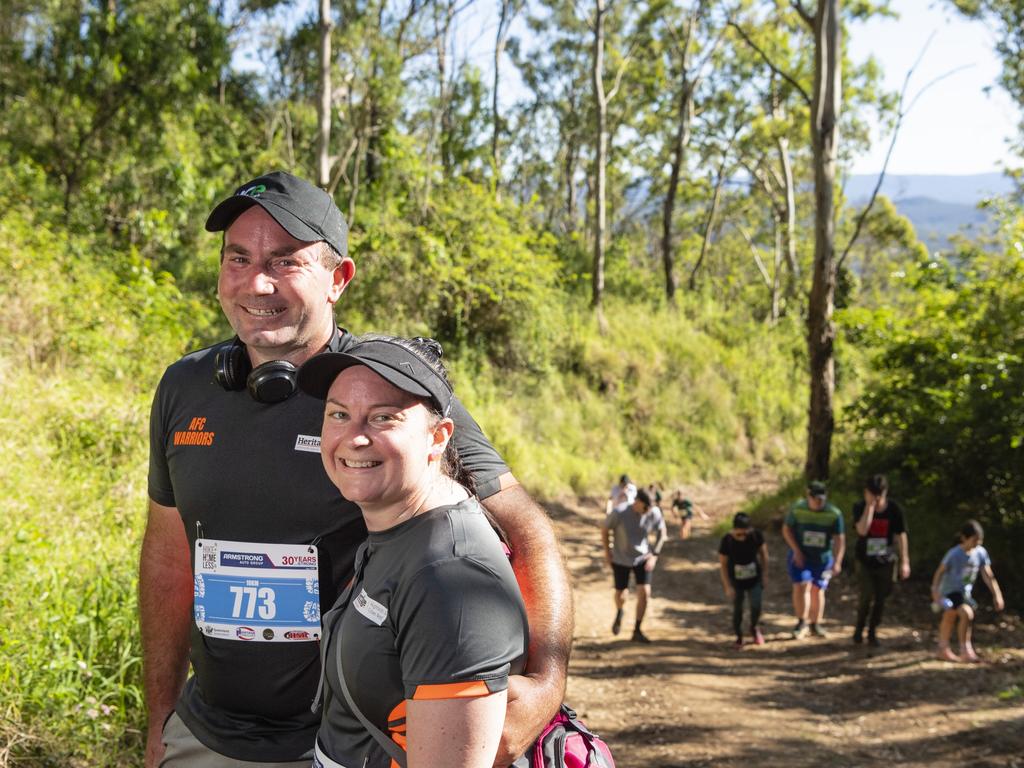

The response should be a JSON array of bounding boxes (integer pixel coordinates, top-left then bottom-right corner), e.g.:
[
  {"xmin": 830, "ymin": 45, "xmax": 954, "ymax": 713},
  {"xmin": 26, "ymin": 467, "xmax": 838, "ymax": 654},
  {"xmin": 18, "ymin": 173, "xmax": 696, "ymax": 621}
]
[
  {"xmin": 802, "ymin": 530, "xmax": 827, "ymax": 548},
  {"xmin": 733, "ymin": 562, "xmax": 758, "ymax": 580},
  {"xmin": 353, "ymin": 588, "xmax": 389, "ymax": 626},
  {"xmin": 295, "ymin": 434, "xmax": 322, "ymax": 453},
  {"xmin": 866, "ymin": 537, "xmax": 889, "ymax": 557}
]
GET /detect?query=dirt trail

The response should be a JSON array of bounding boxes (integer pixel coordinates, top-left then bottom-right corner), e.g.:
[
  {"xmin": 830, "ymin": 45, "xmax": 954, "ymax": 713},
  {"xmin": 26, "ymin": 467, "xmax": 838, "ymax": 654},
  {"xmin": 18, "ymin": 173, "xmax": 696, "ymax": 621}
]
[{"xmin": 547, "ymin": 469, "xmax": 1024, "ymax": 768}]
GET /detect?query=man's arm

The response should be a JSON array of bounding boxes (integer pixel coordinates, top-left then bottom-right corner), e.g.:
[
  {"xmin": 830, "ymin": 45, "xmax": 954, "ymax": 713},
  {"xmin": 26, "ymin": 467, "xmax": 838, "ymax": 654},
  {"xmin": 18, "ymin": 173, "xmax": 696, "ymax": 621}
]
[
  {"xmin": 781, "ymin": 523, "xmax": 804, "ymax": 567},
  {"xmin": 718, "ymin": 554, "xmax": 734, "ymax": 598},
  {"xmin": 481, "ymin": 474, "xmax": 572, "ymax": 765},
  {"xmin": 139, "ymin": 500, "xmax": 194, "ymax": 768},
  {"xmin": 645, "ymin": 516, "xmax": 667, "ymax": 572},
  {"xmin": 854, "ymin": 496, "xmax": 875, "ymax": 537},
  {"xmin": 601, "ymin": 524, "xmax": 613, "ymax": 567},
  {"xmin": 757, "ymin": 541, "xmax": 769, "ymax": 586},
  {"xmin": 896, "ymin": 532, "xmax": 911, "ymax": 579},
  {"xmin": 831, "ymin": 533, "xmax": 845, "ymax": 575}
]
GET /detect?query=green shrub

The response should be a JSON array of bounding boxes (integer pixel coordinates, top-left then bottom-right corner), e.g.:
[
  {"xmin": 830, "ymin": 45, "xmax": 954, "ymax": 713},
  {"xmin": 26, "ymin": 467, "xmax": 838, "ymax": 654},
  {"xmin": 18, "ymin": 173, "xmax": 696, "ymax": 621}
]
[
  {"xmin": 841, "ymin": 229, "xmax": 1024, "ymax": 607},
  {"xmin": 0, "ymin": 201, "xmax": 216, "ymax": 765}
]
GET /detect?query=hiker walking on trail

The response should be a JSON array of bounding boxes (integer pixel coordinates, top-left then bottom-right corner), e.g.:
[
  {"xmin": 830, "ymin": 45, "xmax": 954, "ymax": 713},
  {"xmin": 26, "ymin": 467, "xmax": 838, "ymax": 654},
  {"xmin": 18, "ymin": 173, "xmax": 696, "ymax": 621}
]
[
  {"xmin": 931, "ymin": 519, "xmax": 1005, "ymax": 662},
  {"xmin": 782, "ymin": 480, "xmax": 845, "ymax": 639},
  {"xmin": 607, "ymin": 474, "xmax": 637, "ymax": 513},
  {"xmin": 851, "ymin": 474, "xmax": 910, "ymax": 647},
  {"xmin": 602, "ymin": 488, "xmax": 667, "ymax": 644},
  {"xmin": 718, "ymin": 513, "xmax": 769, "ymax": 649},
  {"xmin": 672, "ymin": 490, "xmax": 708, "ymax": 540}
]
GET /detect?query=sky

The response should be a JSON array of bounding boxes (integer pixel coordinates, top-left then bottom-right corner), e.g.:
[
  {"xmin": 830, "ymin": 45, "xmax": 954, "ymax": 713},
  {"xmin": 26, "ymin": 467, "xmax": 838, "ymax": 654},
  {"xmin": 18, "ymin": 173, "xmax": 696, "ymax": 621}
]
[
  {"xmin": 234, "ymin": 0, "xmax": 1020, "ymax": 178},
  {"xmin": 847, "ymin": 0, "xmax": 1019, "ymax": 176}
]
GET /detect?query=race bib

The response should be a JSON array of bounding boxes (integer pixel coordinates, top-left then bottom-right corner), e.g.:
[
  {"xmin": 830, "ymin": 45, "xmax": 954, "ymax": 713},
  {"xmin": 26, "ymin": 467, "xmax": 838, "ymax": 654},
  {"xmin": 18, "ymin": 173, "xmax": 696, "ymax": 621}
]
[
  {"xmin": 193, "ymin": 538, "xmax": 321, "ymax": 642},
  {"xmin": 866, "ymin": 537, "xmax": 889, "ymax": 557},
  {"xmin": 733, "ymin": 562, "xmax": 758, "ymax": 580},
  {"xmin": 802, "ymin": 530, "xmax": 827, "ymax": 548}
]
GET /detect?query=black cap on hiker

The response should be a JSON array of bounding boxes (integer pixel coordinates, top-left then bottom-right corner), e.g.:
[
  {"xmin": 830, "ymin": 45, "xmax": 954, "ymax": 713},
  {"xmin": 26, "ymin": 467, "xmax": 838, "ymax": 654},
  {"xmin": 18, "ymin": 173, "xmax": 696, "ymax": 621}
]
[
  {"xmin": 206, "ymin": 171, "xmax": 349, "ymax": 256},
  {"xmin": 297, "ymin": 337, "xmax": 453, "ymax": 416},
  {"xmin": 807, "ymin": 480, "xmax": 827, "ymax": 497}
]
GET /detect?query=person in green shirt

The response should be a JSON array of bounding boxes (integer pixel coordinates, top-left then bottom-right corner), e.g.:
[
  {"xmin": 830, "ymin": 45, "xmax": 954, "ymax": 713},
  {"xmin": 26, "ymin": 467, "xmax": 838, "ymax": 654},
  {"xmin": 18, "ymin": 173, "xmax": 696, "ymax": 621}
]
[{"xmin": 782, "ymin": 480, "xmax": 845, "ymax": 639}]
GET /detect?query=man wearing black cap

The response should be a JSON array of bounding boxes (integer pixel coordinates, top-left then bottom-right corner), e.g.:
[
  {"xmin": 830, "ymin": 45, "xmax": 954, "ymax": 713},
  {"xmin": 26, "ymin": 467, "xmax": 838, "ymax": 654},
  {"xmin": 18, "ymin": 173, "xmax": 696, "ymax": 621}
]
[
  {"xmin": 139, "ymin": 172, "xmax": 572, "ymax": 767},
  {"xmin": 782, "ymin": 480, "xmax": 846, "ymax": 639}
]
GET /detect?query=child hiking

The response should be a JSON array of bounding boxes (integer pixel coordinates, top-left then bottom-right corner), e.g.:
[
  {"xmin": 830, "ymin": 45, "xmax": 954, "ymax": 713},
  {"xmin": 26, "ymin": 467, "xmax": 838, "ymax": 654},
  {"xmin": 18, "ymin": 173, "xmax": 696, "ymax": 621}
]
[{"xmin": 931, "ymin": 519, "xmax": 1005, "ymax": 663}]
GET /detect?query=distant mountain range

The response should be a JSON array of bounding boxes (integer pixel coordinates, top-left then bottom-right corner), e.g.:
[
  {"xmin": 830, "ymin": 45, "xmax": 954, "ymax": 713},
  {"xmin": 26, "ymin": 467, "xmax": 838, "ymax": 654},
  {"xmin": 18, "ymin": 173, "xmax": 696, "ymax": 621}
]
[{"xmin": 845, "ymin": 173, "xmax": 1016, "ymax": 251}]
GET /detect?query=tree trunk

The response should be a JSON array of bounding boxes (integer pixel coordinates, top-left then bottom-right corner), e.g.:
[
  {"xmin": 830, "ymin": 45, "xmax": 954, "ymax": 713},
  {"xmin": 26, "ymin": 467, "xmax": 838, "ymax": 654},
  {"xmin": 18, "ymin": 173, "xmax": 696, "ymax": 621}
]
[
  {"xmin": 688, "ymin": 137, "xmax": 732, "ymax": 290},
  {"xmin": 591, "ymin": 0, "xmax": 608, "ymax": 312},
  {"xmin": 492, "ymin": 0, "xmax": 518, "ymax": 192},
  {"xmin": 316, "ymin": 0, "xmax": 333, "ymax": 189},
  {"xmin": 688, "ymin": 167, "xmax": 723, "ymax": 290},
  {"xmin": 661, "ymin": 79, "xmax": 694, "ymax": 305},
  {"xmin": 777, "ymin": 134, "xmax": 799, "ymax": 298},
  {"xmin": 564, "ymin": 140, "xmax": 579, "ymax": 231},
  {"xmin": 660, "ymin": 7, "xmax": 702, "ymax": 306},
  {"xmin": 771, "ymin": 211, "xmax": 782, "ymax": 323},
  {"xmin": 804, "ymin": 0, "xmax": 841, "ymax": 482}
]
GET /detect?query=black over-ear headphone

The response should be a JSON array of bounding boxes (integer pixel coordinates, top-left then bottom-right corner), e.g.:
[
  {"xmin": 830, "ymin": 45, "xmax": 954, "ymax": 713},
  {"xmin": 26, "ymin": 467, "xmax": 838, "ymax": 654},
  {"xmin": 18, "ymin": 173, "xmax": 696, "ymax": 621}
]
[{"xmin": 215, "ymin": 327, "xmax": 344, "ymax": 404}]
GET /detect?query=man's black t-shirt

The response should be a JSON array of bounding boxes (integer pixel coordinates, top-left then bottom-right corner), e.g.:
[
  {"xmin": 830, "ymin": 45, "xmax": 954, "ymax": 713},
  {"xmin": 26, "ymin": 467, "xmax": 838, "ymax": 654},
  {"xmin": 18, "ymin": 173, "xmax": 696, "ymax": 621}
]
[
  {"xmin": 147, "ymin": 334, "xmax": 509, "ymax": 761},
  {"xmin": 718, "ymin": 529, "xmax": 765, "ymax": 588},
  {"xmin": 852, "ymin": 499, "xmax": 907, "ymax": 568}
]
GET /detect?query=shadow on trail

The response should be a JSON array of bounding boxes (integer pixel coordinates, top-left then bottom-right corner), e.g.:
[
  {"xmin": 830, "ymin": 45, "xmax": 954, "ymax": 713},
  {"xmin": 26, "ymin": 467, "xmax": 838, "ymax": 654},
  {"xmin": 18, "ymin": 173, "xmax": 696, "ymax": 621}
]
[{"xmin": 716, "ymin": 711, "xmax": 1024, "ymax": 768}]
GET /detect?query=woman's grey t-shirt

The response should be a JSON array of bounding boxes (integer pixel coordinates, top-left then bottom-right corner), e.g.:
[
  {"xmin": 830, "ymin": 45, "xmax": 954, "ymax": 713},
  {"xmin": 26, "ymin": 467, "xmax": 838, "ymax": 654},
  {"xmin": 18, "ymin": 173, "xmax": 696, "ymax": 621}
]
[{"xmin": 317, "ymin": 498, "xmax": 528, "ymax": 767}]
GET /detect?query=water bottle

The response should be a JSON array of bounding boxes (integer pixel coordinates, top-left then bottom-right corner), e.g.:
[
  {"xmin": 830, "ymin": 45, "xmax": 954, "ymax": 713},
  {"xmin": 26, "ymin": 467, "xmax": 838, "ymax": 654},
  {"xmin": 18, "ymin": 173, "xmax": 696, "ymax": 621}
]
[{"xmin": 931, "ymin": 597, "xmax": 954, "ymax": 613}]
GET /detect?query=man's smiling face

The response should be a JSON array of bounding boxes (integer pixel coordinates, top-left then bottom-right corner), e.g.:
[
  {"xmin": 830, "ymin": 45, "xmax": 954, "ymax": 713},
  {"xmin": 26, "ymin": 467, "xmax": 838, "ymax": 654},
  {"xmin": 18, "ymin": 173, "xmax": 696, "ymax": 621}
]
[{"xmin": 217, "ymin": 206, "xmax": 351, "ymax": 365}]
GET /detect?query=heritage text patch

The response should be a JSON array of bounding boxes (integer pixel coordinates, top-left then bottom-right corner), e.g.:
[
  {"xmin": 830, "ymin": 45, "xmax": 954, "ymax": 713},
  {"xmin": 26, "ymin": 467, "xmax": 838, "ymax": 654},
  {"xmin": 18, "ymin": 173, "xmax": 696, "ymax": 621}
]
[{"xmin": 294, "ymin": 434, "xmax": 321, "ymax": 453}]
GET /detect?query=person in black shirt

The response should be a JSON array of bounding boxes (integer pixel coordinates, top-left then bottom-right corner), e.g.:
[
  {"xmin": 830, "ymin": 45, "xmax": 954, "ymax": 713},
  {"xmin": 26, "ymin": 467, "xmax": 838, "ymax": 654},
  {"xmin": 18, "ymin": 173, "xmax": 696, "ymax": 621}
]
[
  {"xmin": 851, "ymin": 474, "xmax": 910, "ymax": 647},
  {"xmin": 718, "ymin": 513, "xmax": 769, "ymax": 648}
]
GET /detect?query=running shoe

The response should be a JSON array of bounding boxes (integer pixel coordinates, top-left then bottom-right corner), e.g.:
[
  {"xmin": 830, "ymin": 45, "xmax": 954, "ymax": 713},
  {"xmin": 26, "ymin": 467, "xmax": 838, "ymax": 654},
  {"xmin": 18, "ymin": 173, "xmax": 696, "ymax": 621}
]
[
  {"xmin": 792, "ymin": 621, "xmax": 808, "ymax": 640},
  {"xmin": 734, "ymin": 637, "xmax": 744, "ymax": 650},
  {"xmin": 810, "ymin": 623, "xmax": 828, "ymax": 638},
  {"xmin": 631, "ymin": 628, "xmax": 652, "ymax": 644},
  {"xmin": 752, "ymin": 627, "xmax": 765, "ymax": 646},
  {"xmin": 852, "ymin": 626, "xmax": 864, "ymax": 644},
  {"xmin": 867, "ymin": 633, "xmax": 880, "ymax": 648},
  {"xmin": 611, "ymin": 609, "xmax": 623, "ymax": 636}
]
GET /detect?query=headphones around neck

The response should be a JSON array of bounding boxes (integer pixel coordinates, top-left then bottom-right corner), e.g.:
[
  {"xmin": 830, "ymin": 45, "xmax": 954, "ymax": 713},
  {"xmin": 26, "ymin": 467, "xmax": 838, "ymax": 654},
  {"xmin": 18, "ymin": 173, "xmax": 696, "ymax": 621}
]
[{"xmin": 214, "ymin": 327, "xmax": 345, "ymax": 404}]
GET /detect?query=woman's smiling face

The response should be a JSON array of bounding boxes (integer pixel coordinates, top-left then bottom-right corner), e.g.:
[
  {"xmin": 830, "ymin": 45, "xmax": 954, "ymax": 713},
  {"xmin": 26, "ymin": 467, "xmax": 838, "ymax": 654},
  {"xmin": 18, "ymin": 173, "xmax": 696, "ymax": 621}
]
[{"xmin": 320, "ymin": 365, "xmax": 446, "ymax": 515}]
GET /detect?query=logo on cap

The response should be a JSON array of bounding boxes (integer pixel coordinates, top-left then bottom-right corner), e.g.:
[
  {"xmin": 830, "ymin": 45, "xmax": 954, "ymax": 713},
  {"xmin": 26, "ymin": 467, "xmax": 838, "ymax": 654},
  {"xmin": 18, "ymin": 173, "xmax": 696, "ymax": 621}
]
[{"xmin": 240, "ymin": 184, "xmax": 267, "ymax": 197}]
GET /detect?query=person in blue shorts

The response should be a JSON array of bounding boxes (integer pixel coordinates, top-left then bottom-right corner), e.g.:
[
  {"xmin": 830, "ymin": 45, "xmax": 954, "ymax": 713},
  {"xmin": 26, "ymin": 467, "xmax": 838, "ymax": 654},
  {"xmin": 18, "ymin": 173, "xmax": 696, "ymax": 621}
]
[
  {"xmin": 782, "ymin": 480, "xmax": 845, "ymax": 639},
  {"xmin": 931, "ymin": 519, "xmax": 1005, "ymax": 662}
]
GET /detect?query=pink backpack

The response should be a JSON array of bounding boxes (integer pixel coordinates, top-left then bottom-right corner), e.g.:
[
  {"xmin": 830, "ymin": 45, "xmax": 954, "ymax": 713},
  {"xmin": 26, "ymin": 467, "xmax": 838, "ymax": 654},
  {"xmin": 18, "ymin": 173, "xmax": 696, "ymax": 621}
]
[{"xmin": 527, "ymin": 705, "xmax": 616, "ymax": 768}]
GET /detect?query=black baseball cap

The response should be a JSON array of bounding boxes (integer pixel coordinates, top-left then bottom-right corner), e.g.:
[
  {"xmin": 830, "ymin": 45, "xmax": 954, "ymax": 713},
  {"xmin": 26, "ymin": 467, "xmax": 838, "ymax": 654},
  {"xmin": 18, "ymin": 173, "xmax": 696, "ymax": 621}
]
[
  {"xmin": 205, "ymin": 171, "xmax": 349, "ymax": 256},
  {"xmin": 807, "ymin": 480, "xmax": 827, "ymax": 497},
  {"xmin": 732, "ymin": 512, "xmax": 752, "ymax": 529},
  {"xmin": 298, "ymin": 338, "xmax": 453, "ymax": 415}
]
